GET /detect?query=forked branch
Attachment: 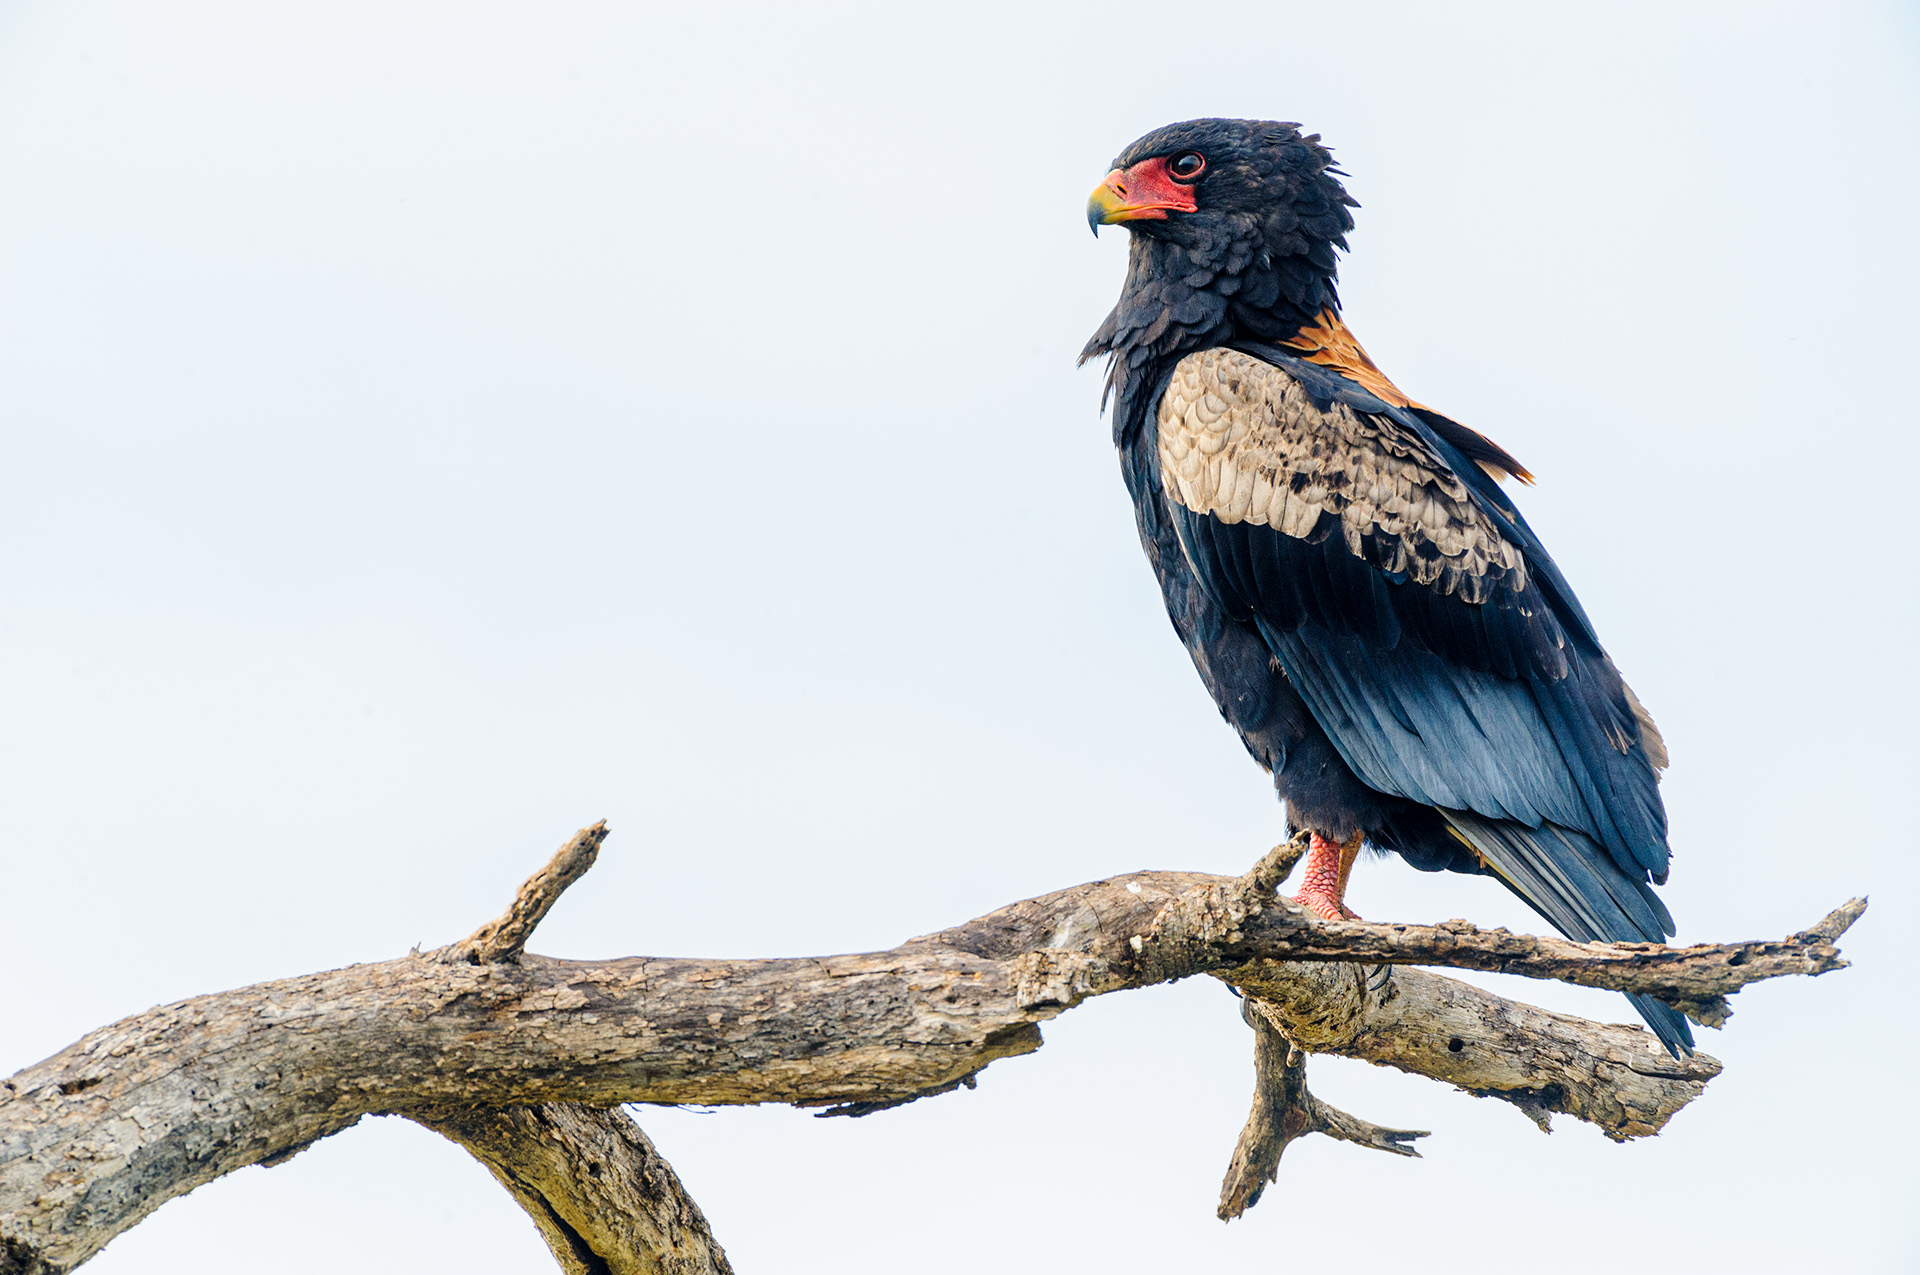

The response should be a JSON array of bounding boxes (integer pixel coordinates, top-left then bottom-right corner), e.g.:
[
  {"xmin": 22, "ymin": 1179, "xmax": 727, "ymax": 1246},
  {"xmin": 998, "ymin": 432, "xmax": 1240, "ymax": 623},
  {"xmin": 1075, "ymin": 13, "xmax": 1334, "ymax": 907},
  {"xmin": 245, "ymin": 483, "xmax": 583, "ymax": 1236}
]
[
  {"xmin": 1217, "ymin": 996, "xmax": 1426, "ymax": 1221},
  {"xmin": 0, "ymin": 826, "xmax": 1863, "ymax": 1274},
  {"xmin": 455, "ymin": 821, "xmax": 609, "ymax": 965},
  {"xmin": 415, "ymin": 1103, "xmax": 733, "ymax": 1275}
]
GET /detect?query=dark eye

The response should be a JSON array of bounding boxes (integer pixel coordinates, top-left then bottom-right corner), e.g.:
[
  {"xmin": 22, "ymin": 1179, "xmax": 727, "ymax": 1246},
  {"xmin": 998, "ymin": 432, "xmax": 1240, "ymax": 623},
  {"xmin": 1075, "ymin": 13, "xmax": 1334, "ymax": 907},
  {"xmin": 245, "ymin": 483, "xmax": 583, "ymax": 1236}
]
[{"xmin": 1168, "ymin": 152, "xmax": 1206, "ymax": 180}]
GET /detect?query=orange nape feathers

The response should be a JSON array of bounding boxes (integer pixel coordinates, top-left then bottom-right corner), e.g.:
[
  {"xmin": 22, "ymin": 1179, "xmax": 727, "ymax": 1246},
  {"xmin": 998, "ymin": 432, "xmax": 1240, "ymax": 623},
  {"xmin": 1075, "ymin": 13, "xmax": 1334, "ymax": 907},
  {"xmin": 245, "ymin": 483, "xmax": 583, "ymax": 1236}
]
[{"xmin": 1279, "ymin": 310, "xmax": 1535, "ymax": 485}]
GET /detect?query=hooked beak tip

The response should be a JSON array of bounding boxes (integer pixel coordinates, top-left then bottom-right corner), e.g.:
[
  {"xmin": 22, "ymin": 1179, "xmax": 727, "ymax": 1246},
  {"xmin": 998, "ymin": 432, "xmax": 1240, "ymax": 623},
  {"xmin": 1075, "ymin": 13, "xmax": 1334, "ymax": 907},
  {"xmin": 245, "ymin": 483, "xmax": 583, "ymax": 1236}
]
[{"xmin": 1085, "ymin": 162, "xmax": 1193, "ymax": 237}]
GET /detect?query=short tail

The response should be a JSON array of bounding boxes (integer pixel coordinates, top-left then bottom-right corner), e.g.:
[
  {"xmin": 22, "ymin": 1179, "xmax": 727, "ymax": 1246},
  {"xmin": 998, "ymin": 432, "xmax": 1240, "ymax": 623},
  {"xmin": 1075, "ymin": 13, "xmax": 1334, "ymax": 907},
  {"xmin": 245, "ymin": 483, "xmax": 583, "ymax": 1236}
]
[{"xmin": 1442, "ymin": 810, "xmax": 1694, "ymax": 1058}]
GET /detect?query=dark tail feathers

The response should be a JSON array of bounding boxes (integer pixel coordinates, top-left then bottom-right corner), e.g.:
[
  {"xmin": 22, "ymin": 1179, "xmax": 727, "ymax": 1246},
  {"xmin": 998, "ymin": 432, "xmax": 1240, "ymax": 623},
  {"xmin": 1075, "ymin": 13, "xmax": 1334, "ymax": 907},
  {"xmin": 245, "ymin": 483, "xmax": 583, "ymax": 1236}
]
[{"xmin": 1442, "ymin": 810, "xmax": 1694, "ymax": 1058}]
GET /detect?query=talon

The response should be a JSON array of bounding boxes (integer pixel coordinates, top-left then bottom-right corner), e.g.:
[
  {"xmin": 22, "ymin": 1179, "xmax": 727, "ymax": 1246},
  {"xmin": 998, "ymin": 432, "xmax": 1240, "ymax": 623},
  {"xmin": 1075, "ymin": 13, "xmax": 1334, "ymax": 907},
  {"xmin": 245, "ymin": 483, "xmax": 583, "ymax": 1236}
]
[{"xmin": 1288, "ymin": 889, "xmax": 1361, "ymax": 921}]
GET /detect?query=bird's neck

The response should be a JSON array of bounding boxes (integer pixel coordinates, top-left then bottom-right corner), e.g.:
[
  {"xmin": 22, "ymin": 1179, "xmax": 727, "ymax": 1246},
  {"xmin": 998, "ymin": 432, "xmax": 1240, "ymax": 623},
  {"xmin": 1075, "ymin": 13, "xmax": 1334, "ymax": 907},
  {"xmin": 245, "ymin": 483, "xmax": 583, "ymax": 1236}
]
[{"xmin": 1084, "ymin": 233, "xmax": 1341, "ymax": 434}]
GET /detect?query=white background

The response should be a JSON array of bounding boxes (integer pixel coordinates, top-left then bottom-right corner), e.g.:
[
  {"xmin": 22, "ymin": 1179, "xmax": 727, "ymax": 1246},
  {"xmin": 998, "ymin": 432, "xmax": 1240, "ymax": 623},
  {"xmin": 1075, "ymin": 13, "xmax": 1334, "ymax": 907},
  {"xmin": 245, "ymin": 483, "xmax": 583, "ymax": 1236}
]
[{"xmin": 2, "ymin": 2, "xmax": 1915, "ymax": 1271}]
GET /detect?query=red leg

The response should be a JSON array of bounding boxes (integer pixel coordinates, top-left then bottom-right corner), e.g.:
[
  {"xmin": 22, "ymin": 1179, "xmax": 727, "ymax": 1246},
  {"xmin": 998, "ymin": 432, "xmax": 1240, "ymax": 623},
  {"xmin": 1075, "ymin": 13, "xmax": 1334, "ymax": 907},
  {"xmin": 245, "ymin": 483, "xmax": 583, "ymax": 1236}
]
[{"xmin": 1290, "ymin": 832, "xmax": 1363, "ymax": 920}]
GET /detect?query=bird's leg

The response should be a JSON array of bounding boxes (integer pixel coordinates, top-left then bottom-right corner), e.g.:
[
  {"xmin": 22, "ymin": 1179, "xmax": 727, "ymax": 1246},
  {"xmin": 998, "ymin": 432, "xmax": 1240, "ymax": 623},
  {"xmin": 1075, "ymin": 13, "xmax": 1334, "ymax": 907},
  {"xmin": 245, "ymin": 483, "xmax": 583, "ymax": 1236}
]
[{"xmin": 1290, "ymin": 831, "xmax": 1364, "ymax": 921}]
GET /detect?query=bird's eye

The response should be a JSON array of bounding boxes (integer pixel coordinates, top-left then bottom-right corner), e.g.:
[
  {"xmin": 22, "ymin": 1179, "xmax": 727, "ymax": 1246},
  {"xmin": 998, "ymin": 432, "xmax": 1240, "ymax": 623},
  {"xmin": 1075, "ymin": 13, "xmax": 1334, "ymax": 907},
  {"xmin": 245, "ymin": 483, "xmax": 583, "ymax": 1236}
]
[{"xmin": 1168, "ymin": 152, "xmax": 1206, "ymax": 180}]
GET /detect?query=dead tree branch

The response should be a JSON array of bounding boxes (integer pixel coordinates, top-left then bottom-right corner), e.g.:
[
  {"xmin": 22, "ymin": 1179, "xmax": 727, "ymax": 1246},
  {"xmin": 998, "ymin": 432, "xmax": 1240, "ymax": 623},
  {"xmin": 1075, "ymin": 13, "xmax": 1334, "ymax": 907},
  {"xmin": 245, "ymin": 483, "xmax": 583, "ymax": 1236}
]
[
  {"xmin": 416, "ymin": 1103, "xmax": 732, "ymax": 1275},
  {"xmin": 455, "ymin": 822, "xmax": 609, "ymax": 965},
  {"xmin": 1226, "ymin": 897, "xmax": 1865, "ymax": 1029},
  {"xmin": 1217, "ymin": 996, "xmax": 1425, "ymax": 1221},
  {"xmin": 0, "ymin": 827, "xmax": 1863, "ymax": 1273},
  {"xmin": 425, "ymin": 826, "xmax": 732, "ymax": 1275}
]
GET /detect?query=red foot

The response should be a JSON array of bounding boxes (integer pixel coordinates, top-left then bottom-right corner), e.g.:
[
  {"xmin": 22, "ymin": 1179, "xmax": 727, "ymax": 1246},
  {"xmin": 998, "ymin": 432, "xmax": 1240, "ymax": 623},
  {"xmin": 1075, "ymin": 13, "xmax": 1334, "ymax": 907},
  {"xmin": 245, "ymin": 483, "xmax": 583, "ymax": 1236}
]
[{"xmin": 1288, "ymin": 832, "xmax": 1362, "ymax": 920}]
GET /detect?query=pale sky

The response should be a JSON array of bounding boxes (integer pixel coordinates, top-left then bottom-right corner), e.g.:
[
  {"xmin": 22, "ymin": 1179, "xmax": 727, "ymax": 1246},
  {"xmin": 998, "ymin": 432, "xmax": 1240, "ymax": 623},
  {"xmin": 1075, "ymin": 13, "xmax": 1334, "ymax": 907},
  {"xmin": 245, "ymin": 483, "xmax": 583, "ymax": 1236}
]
[{"xmin": 2, "ymin": 2, "xmax": 1916, "ymax": 1272}]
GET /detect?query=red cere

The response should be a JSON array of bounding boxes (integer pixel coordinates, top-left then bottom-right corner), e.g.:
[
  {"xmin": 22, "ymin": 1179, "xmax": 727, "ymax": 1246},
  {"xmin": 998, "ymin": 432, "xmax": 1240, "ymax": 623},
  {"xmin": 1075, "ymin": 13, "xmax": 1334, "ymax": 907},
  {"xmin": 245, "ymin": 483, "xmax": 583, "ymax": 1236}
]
[{"xmin": 1100, "ymin": 156, "xmax": 1200, "ymax": 219}]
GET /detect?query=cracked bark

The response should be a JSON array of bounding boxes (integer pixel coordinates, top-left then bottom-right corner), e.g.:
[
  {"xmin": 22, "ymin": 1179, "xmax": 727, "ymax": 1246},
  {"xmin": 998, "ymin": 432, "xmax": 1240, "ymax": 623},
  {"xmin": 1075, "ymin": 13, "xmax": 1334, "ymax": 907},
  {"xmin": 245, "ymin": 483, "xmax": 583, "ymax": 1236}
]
[
  {"xmin": 1217, "ymin": 996, "xmax": 1426, "ymax": 1221},
  {"xmin": 415, "ymin": 1104, "xmax": 731, "ymax": 1275},
  {"xmin": 0, "ymin": 827, "xmax": 1863, "ymax": 1274}
]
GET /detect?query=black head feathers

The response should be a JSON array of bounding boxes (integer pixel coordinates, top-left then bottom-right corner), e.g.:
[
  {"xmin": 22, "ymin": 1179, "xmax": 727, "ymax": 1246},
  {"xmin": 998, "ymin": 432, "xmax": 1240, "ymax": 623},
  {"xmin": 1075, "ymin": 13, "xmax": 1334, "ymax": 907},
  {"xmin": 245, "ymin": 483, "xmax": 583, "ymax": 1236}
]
[{"xmin": 1081, "ymin": 118, "xmax": 1360, "ymax": 382}]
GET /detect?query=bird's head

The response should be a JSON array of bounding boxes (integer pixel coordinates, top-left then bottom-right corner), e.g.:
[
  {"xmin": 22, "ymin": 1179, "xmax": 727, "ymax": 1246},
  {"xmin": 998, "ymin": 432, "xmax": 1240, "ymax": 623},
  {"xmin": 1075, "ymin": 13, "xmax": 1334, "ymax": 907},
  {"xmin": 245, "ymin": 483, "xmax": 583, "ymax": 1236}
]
[
  {"xmin": 1082, "ymin": 119, "xmax": 1358, "ymax": 380},
  {"xmin": 1087, "ymin": 119, "xmax": 1351, "ymax": 243}
]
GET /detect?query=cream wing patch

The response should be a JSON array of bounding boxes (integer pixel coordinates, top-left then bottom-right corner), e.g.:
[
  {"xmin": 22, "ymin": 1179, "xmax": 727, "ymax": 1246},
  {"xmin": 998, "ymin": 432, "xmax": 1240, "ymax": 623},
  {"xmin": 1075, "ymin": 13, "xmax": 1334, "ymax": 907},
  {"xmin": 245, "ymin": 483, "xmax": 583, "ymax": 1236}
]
[{"xmin": 1156, "ymin": 348, "xmax": 1527, "ymax": 601}]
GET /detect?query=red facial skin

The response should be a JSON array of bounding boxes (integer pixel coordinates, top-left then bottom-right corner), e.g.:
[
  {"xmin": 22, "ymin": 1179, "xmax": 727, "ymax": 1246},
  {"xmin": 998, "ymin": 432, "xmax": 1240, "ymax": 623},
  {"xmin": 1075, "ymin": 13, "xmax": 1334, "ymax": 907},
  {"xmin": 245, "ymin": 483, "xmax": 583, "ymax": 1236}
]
[{"xmin": 1090, "ymin": 155, "xmax": 1200, "ymax": 222}]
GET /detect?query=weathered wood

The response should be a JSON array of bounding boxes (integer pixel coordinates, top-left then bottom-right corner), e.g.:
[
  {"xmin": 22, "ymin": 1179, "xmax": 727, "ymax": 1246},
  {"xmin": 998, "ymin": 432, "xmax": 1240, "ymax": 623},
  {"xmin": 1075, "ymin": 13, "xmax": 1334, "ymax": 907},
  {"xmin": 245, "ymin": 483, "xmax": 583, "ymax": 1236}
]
[
  {"xmin": 0, "ymin": 829, "xmax": 1863, "ymax": 1273},
  {"xmin": 925, "ymin": 862, "xmax": 1860, "ymax": 1012},
  {"xmin": 1224, "ymin": 954, "xmax": 1724, "ymax": 1140},
  {"xmin": 1229, "ymin": 899, "xmax": 1865, "ymax": 1028},
  {"xmin": 455, "ymin": 823, "xmax": 609, "ymax": 965},
  {"xmin": 427, "ymin": 830, "xmax": 732, "ymax": 1274},
  {"xmin": 1217, "ymin": 997, "xmax": 1424, "ymax": 1221},
  {"xmin": 931, "ymin": 867, "xmax": 1738, "ymax": 1138},
  {"xmin": 416, "ymin": 1104, "xmax": 732, "ymax": 1275}
]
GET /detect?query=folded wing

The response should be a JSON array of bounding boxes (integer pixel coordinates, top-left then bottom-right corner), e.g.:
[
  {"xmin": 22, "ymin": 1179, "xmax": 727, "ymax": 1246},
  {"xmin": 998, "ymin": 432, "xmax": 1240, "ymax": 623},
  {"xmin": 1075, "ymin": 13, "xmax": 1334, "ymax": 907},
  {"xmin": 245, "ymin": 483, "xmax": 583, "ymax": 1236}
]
[{"xmin": 1155, "ymin": 345, "xmax": 1689, "ymax": 1052}]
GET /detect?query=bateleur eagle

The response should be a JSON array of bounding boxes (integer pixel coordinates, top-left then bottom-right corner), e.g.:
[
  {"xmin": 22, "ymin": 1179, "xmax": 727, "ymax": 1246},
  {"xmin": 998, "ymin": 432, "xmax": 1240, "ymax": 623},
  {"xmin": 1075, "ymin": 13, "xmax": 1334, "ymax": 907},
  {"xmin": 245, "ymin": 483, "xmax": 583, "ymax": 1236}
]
[{"xmin": 1081, "ymin": 117, "xmax": 1692, "ymax": 1057}]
